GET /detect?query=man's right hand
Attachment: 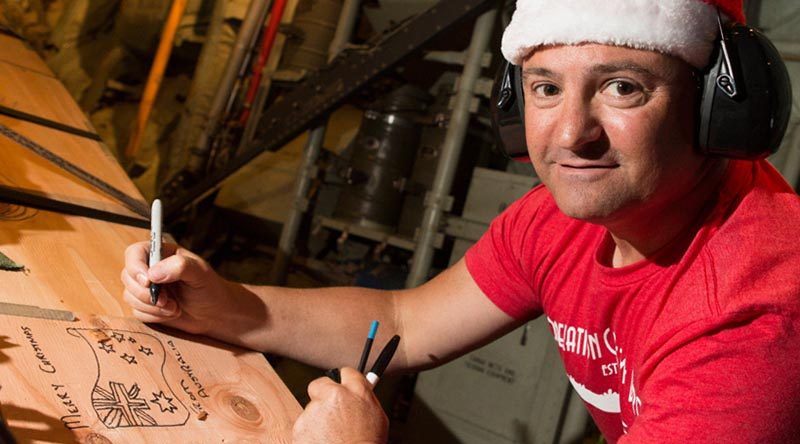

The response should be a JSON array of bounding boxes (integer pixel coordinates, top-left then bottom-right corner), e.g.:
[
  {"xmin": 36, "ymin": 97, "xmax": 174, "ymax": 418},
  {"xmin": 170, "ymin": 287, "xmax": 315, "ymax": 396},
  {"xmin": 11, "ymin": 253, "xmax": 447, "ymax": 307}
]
[{"xmin": 120, "ymin": 241, "xmax": 231, "ymax": 335}]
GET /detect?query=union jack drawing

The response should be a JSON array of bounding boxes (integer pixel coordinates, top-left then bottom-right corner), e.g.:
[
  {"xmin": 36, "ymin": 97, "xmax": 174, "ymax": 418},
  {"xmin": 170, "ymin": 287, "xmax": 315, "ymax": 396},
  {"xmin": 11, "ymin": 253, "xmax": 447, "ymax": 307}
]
[
  {"xmin": 70, "ymin": 328, "xmax": 190, "ymax": 428},
  {"xmin": 93, "ymin": 382, "xmax": 156, "ymax": 428}
]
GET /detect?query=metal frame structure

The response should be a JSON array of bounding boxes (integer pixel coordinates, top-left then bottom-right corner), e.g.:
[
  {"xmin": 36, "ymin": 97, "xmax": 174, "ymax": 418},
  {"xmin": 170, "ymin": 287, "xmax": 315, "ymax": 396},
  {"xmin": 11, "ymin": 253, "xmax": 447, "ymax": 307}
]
[
  {"xmin": 268, "ymin": 0, "xmax": 363, "ymax": 285},
  {"xmin": 406, "ymin": 9, "xmax": 497, "ymax": 287},
  {"xmin": 162, "ymin": 0, "xmax": 497, "ymax": 220}
]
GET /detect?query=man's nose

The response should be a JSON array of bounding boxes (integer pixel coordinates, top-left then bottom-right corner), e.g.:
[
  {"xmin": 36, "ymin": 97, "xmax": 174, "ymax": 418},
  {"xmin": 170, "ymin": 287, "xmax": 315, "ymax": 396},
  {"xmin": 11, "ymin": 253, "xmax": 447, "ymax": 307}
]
[{"xmin": 554, "ymin": 95, "xmax": 602, "ymax": 150}]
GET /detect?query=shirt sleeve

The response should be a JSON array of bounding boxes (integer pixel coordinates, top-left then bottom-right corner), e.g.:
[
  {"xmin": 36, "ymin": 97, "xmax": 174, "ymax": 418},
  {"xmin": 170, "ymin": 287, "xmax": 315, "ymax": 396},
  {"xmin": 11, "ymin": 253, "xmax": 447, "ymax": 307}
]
[
  {"xmin": 619, "ymin": 310, "xmax": 800, "ymax": 443},
  {"xmin": 464, "ymin": 186, "xmax": 548, "ymax": 320}
]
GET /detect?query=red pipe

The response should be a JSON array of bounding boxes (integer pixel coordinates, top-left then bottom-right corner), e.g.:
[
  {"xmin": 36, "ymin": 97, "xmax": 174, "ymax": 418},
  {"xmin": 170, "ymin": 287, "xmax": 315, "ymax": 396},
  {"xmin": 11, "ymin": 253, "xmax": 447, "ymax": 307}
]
[{"xmin": 238, "ymin": 0, "xmax": 289, "ymax": 126}]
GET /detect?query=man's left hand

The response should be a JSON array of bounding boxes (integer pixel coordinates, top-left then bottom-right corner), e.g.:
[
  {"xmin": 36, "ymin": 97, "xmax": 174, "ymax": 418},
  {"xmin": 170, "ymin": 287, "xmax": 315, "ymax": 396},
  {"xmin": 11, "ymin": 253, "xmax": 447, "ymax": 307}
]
[{"xmin": 292, "ymin": 367, "xmax": 389, "ymax": 444}]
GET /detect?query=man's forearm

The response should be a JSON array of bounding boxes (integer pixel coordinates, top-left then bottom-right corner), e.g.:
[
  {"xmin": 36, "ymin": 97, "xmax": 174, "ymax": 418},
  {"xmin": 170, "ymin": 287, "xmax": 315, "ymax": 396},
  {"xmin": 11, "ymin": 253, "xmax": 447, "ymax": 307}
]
[
  {"xmin": 204, "ymin": 281, "xmax": 404, "ymax": 371},
  {"xmin": 196, "ymin": 260, "xmax": 515, "ymax": 373}
]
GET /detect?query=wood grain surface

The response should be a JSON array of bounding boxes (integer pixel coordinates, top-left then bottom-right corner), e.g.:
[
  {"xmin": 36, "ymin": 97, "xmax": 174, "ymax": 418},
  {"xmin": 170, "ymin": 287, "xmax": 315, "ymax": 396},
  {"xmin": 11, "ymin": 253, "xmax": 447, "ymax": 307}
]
[
  {"xmin": 0, "ymin": 35, "xmax": 145, "ymax": 219},
  {"xmin": 0, "ymin": 32, "xmax": 149, "ymax": 315},
  {"xmin": 0, "ymin": 33, "xmax": 302, "ymax": 444},
  {"xmin": 0, "ymin": 34, "xmax": 52, "ymax": 77},
  {"xmin": 0, "ymin": 313, "xmax": 301, "ymax": 443},
  {"xmin": 0, "ymin": 207, "xmax": 145, "ymax": 316}
]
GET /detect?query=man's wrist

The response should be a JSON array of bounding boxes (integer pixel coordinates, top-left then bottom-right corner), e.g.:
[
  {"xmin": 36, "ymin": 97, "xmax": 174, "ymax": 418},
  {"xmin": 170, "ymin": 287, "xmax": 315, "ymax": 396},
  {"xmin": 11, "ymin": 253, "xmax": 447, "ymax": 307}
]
[{"xmin": 212, "ymin": 280, "xmax": 271, "ymax": 349}]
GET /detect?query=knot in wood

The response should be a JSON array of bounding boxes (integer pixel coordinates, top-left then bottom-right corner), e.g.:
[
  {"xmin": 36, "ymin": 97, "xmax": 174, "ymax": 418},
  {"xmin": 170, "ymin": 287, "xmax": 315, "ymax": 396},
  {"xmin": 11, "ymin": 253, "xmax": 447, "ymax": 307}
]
[
  {"xmin": 89, "ymin": 317, "xmax": 110, "ymax": 330},
  {"xmin": 83, "ymin": 433, "xmax": 112, "ymax": 444},
  {"xmin": 229, "ymin": 395, "xmax": 260, "ymax": 421}
]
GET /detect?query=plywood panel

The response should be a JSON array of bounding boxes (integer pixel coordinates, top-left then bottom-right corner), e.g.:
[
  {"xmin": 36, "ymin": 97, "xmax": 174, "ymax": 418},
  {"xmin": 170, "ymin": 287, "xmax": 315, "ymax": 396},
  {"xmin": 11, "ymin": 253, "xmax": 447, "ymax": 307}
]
[
  {"xmin": 0, "ymin": 313, "xmax": 300, "ymax": 443},
  {"xmin": 0, "ymin": 30, "xmax": 301, "ymax": 444},
  {"xmin": 0, "ymin": 116, "xmax": 144, "ymax": 219},
  {"xmin": 0, "ymin": 34, "xmax": 53, "ymax": 77},
  {"xmin": 0, "ymin": 63, "xmax": 94, "ymax": 133},
  {"xmin": 0, "ymin": 35, "xmax": 145, "ymax": 218},
  {"xmin": 0, "ymin": 206, "xmax": 146, "ymax": 316}
]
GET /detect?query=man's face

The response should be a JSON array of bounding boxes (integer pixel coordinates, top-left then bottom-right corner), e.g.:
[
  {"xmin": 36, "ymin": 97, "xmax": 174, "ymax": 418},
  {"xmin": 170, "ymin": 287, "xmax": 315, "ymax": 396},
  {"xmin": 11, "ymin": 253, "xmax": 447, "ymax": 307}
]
[{"xmin": 522, "ymin": 44, "xmax": 704, "ymax": 224}]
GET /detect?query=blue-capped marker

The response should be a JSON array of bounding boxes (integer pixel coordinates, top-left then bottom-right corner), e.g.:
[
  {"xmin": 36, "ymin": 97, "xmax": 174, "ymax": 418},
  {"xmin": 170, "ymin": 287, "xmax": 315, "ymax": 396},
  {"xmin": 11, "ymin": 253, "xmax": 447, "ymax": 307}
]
[
  {"xmin": 357, "ymin": 320, "xmax": 379, "ymax": 373},
  {"xmin": 149, "ymin": 199, "xmax": 162, "ymax": 305}
]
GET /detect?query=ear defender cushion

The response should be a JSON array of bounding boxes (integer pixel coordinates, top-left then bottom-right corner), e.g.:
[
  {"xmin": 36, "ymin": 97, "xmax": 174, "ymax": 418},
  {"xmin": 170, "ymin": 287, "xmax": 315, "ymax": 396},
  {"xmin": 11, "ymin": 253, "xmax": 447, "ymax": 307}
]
[{"xmin": 698, "ymin": 24, "xmax": 793, "ymax": 159}]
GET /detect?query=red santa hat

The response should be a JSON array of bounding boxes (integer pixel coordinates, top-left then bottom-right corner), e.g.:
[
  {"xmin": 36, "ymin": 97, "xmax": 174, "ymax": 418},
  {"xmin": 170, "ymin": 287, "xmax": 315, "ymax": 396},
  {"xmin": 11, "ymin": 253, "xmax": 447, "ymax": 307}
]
[{"xmin": 501, "ymin": 0, "xmax": 746, "ymax": 68}]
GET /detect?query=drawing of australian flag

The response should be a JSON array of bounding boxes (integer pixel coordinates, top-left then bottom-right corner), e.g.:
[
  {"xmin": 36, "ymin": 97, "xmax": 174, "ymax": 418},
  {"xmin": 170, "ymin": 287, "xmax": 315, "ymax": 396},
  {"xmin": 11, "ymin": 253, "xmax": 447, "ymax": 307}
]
[{"xmin": 68, "ymin": 328, "xmax": 190, "ymax": 428}]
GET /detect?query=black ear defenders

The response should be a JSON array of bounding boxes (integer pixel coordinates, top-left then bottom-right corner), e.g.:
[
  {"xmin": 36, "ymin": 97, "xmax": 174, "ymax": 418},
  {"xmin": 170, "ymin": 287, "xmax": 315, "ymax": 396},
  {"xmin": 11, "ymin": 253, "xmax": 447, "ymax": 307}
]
[
  {"xmin": 698, "ymin": 21, "xmax": 792, "ymax": 158},
  {"xmin": 491, "ymin": 21, "xmax": 793, "ymax": 161}
]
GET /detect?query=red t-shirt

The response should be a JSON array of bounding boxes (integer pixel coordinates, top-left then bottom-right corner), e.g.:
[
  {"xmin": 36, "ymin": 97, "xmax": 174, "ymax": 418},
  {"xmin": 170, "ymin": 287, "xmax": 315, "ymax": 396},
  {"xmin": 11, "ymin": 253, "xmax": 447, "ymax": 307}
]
[{"xmin": 465, "ymin": 160, "xmax": 800, "ymax": 442}]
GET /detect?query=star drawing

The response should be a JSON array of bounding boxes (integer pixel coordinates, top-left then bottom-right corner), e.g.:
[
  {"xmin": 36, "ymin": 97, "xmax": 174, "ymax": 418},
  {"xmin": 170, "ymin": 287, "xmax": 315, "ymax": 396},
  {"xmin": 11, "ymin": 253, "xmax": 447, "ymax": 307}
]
[
  {"xmin": 98, "ymin": 341, "xmax": 115, "ymax": 354},
  {"xmin": 150, "ymin": 391, "xmax": 178, "ymax": 413},
  {"xmin": 121, "ymin": 353, "xmax": 137, "ymax": 365},
  {"xmin": 138, "ymin": 345, "xmax": 153, "ymax": 356},
  {"xmin": 111, "ymin": 332, "xmax": 125, "ymax": 343}
]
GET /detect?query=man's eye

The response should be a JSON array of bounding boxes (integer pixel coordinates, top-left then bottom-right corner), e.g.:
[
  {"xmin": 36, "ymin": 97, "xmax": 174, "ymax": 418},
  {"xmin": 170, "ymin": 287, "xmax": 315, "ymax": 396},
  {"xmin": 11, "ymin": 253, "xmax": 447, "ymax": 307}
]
[
  {"xmin": 604, "ymin": 80, "xmax": 640, "ymax": 97},
  {"xmin": 533, "ymin": 83, "xmax": 560, "ymax": 97}
]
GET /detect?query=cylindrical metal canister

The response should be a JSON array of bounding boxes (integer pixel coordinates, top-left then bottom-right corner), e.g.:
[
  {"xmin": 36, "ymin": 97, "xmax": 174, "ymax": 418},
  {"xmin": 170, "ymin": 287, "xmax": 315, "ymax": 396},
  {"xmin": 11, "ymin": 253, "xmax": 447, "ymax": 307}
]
[{"xmin": 333, "ymin": 85, "xmax": 432, "ymax": 232}]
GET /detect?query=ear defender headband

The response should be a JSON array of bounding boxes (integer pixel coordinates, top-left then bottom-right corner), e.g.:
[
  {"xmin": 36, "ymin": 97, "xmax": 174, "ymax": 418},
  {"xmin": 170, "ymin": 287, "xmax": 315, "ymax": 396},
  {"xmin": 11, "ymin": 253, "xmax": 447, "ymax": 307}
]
[{"xmin": 491, "ymin": 16, "xmax": 793, "ymax": 161}]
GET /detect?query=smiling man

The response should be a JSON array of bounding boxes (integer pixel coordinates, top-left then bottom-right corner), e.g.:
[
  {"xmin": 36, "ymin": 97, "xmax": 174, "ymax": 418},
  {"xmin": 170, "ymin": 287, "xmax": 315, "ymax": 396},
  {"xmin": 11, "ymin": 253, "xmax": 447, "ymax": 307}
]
[
  {"xmin": 519, "ymin": 44, "xmax": 722, "ymax": 267},
  {"xmin": 121, "ymin": 0, "xmax": 799, "ymax": 442},
  {"xmin": 466, "ymin": 0, "xmax": 799, "ymax": 440}
]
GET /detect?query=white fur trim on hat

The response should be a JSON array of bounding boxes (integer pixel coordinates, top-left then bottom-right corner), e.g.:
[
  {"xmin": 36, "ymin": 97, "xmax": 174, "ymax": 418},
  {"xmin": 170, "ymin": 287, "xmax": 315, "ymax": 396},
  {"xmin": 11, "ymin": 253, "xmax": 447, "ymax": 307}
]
[{"xmin": 502, "ymin": 0, "xmax": 721, "ymax": 68}]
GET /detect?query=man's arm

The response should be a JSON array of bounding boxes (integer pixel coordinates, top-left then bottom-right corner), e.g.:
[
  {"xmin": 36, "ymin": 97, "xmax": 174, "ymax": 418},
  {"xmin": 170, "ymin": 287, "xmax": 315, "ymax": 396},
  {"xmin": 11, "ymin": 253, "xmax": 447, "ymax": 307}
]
[
  {"xmin": 121, "ymin": 241, "xmax": 521, "ymax": 371},
  {"xmin": 232, "ymin": 257, "xmax": 522, "ymax": 372}
]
